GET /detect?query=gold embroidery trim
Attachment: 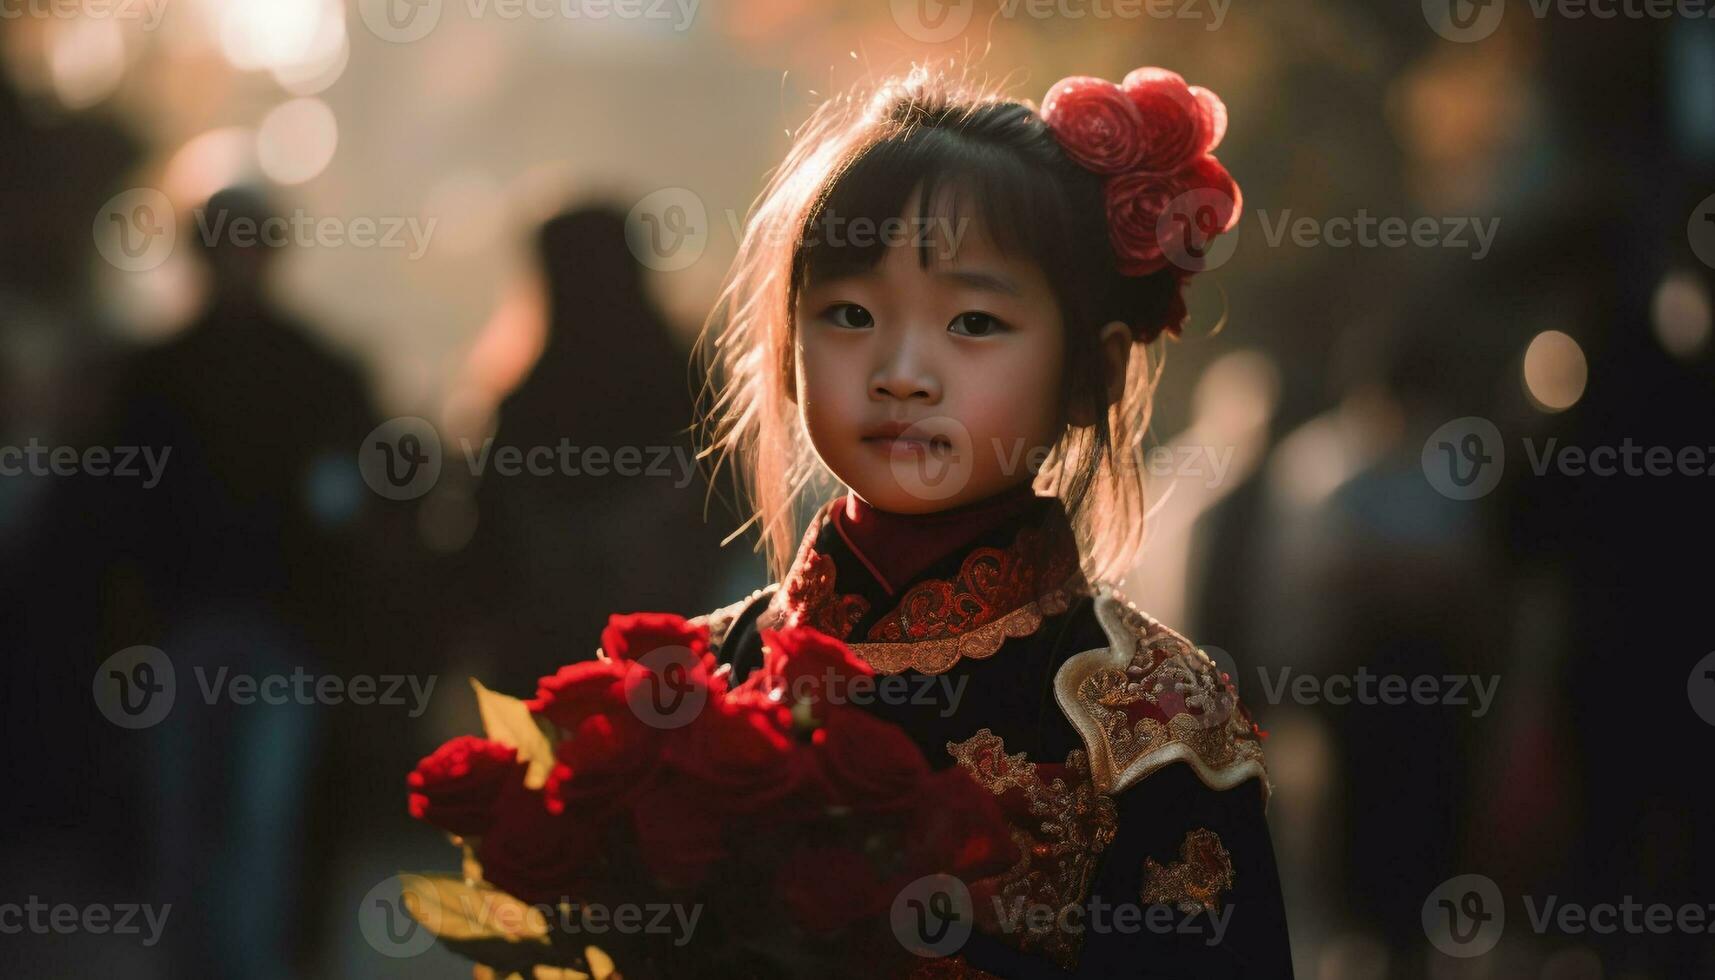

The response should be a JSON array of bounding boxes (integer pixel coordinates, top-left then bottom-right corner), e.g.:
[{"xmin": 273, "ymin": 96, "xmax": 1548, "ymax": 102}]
[
  {"xmin": 946, "ymin": 728, "xmax": 1118, "ymax": 970},
  {"xmin": 850, "ymin": 572, "xmax": 1086, "ymax": 675},
  {"xmin": 1140, "ymin": 828, "xmax": 1235, "ymax": 913},
  {"xmin": 1053, "ymin": 584, "xmax": 1270, "ymax": 800},
  {"xmin": 762, "ymin": 501, "xmax": 1090, "ymax": 675}
]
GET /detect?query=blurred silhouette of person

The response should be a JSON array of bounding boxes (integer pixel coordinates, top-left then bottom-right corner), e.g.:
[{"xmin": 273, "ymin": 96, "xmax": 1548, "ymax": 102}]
[
  {"xmin": 0, "ymin": 57, "xmax": 175, "ymax": 978},
  {"xmin": 462, "ymin": 205, "xmax": 748, "ymax": 697},
  {"xmin": 95, "ymin": 185, "xmax": 381, "ymax": 979}
]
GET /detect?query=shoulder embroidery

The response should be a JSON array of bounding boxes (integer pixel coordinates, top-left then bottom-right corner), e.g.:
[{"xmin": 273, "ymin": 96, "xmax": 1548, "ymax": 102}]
[
  {"xmin": 1140, "ymin": 828, "xmax": 1236, "ymax": 913},
  {"xmin": 688, "ymin": 584, "xmax": 779, "ymax": 657},
  {"xmin": 1052, "ymin": 583, "xmax": 1270, "ymax": 801}
]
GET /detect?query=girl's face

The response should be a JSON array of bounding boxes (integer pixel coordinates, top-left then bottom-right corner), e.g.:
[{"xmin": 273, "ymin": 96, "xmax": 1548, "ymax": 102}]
[{"xmin": 792, "ymin": 203, "xmax": 1067, "ymax": 514}]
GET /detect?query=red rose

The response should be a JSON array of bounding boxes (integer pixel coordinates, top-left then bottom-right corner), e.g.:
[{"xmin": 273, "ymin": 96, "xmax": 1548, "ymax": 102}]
[
  {"xmin": 627, "ymin": 776, "xmax": 733, "ymax": 891},
  {"xmin": 662, "ymin": 692, "xmax": 822, "ymax": 818},
  {"xmin": 406, "ymin": 735, "xmax": 523, "ymax": 837},
  {"xmin": 1120, "ymin": 67, "xmax": 1208, "ymax": 175},
  {"xmin": 1151, "ymin": 155, "xmax": 1241, "ymax": 274},
  {"xmin": 904, "ymin": 768, "xmax": 1021, "ymax": 881},
  {"xmin": 773, "ymin": 844, "xmax": 892, "ymax": 936},
  {"xmin": 1190, "ymin": 85, "xmax": 1227, "ymax": 154},
  {"xmin": 528, "ymin": 658, "xmax": 630, "ymax": 734},
  {"xmin": 1040, "ymin": 75, "xmax": 1146, "ymax": 175},
  {"xmin": 1107, "ymin": 155, "xmax": 1241, "ymax": 277},
  {"xmin": 476, "ymin": 777, "xmax": 609, "ymax": 904},
  {"xmin": 811, "ymin": 704, "xmax": 929, "ymax": 815},
  {"xmin": 600, "ymin": 612, "xmax": 718, "ymax": 682},
  {"xmin": 761, "ymin": 626, "xmax": 873, "ymax": 718},
  {"xmin": 1103, "ymin": 171, "xmax": 1180, "ymax": 275},
  {"xmin": 542, "ymin": 705, "xmax": 665, "ymax": 819}
]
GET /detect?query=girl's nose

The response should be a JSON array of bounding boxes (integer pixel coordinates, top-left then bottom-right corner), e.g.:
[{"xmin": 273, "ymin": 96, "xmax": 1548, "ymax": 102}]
[{"xmin": 869, "ymin": 335, "xmax": 941, "ymax": 403}]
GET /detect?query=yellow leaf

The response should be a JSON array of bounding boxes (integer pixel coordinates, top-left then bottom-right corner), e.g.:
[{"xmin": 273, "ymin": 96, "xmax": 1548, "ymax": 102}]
[
  {"xmin": 399, "ymin": 873, "xmax": 551, "ymax": 946},
  {"xmin": 470, "ymin": 678, "xmax": 557, "ymax": 790}
]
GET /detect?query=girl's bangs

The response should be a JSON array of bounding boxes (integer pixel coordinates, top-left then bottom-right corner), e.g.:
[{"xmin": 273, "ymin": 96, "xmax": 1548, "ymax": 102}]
[{"xmin": 792, "ymin": 126, "xmax": 1073, "ymax": 295}]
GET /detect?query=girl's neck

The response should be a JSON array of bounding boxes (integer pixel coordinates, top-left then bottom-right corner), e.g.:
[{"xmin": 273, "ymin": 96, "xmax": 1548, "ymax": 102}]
[{"xmin": 832, "ymin": 482, "xmax": 1043, "ymax": 595}]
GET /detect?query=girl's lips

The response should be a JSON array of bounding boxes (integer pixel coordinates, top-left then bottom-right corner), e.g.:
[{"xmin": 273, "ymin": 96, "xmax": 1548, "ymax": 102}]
[{"xmin": 861, "ymin": 434, "xmax": 953, "ymax": 458}]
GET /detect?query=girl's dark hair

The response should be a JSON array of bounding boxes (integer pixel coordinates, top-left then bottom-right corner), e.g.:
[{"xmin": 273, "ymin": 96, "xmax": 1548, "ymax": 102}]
[{"xmin": 696, "ymin": 67, "xmax": 1182, "ymax": 582}]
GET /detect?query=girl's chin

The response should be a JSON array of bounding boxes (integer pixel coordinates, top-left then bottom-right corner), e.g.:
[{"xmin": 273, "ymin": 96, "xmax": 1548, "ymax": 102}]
[{"xmin": 838, "ymin": 460, "xmax": 989, "ymax": 514}]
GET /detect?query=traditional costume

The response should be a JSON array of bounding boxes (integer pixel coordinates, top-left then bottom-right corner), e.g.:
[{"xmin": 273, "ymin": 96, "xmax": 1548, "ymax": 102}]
[{"xmin": 693, "ymin": 484, "xmax": 1293, "ymax": 978}]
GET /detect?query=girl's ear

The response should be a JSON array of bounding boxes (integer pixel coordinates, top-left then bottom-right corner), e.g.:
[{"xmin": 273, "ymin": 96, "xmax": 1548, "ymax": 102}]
[{"xmin": 1066, "ymin": 321, "xmax": 1133, "ymax": 428}]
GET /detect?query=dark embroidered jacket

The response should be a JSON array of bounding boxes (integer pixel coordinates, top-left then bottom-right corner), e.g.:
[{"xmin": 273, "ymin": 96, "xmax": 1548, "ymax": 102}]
[{"xmin": 693, "ymin": 494, "xmax": 1294, "ymax": 979}]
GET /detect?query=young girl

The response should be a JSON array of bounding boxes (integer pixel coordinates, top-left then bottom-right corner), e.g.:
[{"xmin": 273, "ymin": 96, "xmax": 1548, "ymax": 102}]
[{"xmin": 688, "ymin": 64, "xmax": 1291, "ymax": 978}]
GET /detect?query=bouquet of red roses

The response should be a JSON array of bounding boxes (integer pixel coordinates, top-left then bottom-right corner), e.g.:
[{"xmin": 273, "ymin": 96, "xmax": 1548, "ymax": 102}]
[{"xmin": 400, "ymin": 612, "xmax": 1019, "ymax": 979}]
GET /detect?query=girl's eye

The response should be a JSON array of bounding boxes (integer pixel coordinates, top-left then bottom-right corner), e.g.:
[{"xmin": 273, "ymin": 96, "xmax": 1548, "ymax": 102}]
[
  {"xmin": 822, "ymin": 303, "xmax": 874, "ymax": 329},
  {"xmin": 949, "ymin": 312, "xmax": 1007, "ymax": 337}
]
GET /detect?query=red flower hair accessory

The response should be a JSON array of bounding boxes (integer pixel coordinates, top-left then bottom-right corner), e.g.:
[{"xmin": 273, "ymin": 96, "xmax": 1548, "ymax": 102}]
[{"xmin": 1040, "ymin": 67, "xmax": 1241, "ymax": 335}]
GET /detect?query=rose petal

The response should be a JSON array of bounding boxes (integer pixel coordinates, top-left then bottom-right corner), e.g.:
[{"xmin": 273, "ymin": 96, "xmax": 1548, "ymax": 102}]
[
  {"xmin": 1189, "ymin": 85, "xmax": 1227, "ymax": 154},
  {"xmin": 1041, "ymin": 75, "xmax": 1147, "ymax": 175}
]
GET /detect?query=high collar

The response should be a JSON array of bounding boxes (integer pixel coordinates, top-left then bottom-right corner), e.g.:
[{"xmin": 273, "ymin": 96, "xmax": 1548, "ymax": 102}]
[
  {"xmin": 763, "ymin": 486, "xmax": 1089, "ymax": 675},
  {"xmin": 833, "ymin": 482, "xmax": 1043, "ymax": 596}
]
